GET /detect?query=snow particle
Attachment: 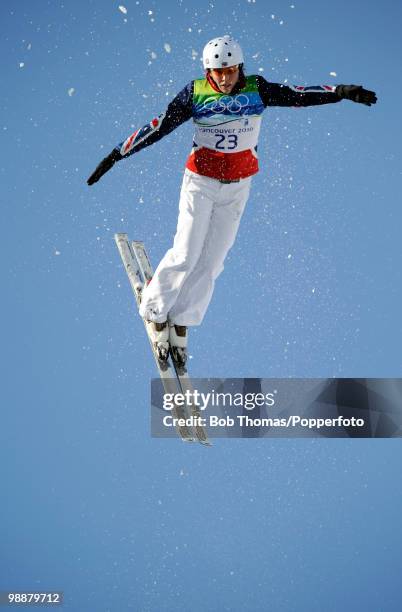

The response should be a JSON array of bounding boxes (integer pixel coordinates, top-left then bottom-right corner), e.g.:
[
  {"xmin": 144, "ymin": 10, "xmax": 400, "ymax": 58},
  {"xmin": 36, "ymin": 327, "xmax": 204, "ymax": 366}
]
[
  {"xmin": 164, "ymin": 43, "xmax": 171, "ymax": 53},
  {"xmin": 118, "ymin": 5, "xmax": 127, "ymax": 14},
  {"xmin": 330, "ymin": 71, "xmax": 337, "ymax": 77},
  {"xmin": 19, "ymin": 62, "xmax": 25, "ymax": 68},
  {"xmin": 68, "ymin": 87, "xmax": 75, "ymax": 96}
]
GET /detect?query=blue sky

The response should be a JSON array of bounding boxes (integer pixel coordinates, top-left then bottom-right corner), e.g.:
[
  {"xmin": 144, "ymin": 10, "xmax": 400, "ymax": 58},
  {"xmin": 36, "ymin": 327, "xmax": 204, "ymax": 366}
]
[{"xmin": 2, "ymin": 1, "xmax": 402, "ymax": 610}]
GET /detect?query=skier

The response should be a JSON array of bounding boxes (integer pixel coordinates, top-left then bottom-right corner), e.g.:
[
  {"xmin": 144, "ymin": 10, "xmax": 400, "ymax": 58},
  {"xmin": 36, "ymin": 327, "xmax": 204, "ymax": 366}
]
[{"xmin": 87, "ymin": 35, "xmax": 377, "ymax": 366}]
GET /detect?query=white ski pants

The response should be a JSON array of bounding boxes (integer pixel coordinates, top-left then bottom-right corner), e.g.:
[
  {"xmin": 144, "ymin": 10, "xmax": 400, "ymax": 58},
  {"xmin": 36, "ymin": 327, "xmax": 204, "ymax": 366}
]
[{"xmin": 139, "ymin": 169, "xmax": 252, "ymax": 326}]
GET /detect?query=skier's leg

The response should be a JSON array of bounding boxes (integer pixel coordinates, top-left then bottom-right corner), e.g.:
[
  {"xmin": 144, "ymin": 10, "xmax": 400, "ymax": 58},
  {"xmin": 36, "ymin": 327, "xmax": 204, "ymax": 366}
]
[
  {"xmin": 169, "ymin": 177, "xmax": 252, "ymax": 326},
  {"xmin": 139, "ymin": 170, "xmax": 217, "ymax": 323}
]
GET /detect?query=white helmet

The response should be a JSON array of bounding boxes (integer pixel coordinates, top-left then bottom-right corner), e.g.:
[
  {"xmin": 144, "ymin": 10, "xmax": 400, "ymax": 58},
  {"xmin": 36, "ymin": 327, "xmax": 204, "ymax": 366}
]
[{"xmin": 202, "ymin": 35, "xmax": 244, "ymax": 70}]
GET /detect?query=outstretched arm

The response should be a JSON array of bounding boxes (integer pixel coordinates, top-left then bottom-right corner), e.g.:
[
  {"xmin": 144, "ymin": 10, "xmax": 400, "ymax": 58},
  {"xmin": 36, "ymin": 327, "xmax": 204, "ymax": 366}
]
[
  {"xmin": 256, "ymin": 75, "xmax": 377, "ymax": 108},
  {"xmin": 87, "ymin": 83, "xmax": 194, "ymax": 186}
]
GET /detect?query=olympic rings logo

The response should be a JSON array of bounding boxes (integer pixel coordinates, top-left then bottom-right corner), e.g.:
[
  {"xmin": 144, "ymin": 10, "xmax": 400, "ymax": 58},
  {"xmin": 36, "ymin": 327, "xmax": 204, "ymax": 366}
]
[{"xmin": 202, "ymin": 94, "xmax": 250, "ymax": 114}]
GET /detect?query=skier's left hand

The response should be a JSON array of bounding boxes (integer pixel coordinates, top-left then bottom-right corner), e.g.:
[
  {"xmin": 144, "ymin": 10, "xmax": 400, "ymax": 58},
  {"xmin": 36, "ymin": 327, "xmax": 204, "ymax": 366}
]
[{"xmin": 336, "ymin": 85, "xmax": 377, "ymax": 106}]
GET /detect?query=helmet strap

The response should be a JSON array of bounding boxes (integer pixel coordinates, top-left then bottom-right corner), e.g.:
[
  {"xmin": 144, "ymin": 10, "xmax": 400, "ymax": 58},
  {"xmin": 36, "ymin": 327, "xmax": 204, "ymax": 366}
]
[
  {"xmin": 205, "ymin": 69, "xmax": 221, "ymax": 92},
  {"xmin": 205, "ymin": 64, "xmax": 246, "ymax": 93}
]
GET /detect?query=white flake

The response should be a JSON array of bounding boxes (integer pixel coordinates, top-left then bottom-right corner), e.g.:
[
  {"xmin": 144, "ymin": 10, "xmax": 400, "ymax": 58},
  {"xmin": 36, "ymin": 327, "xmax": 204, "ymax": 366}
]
[
  {"xmin": 164, "ymin": 43, "xmax": 171, "ymax": 53},
  {"xmin": 19, "ymin": 62, "xmax": 25, "ymax": 68},
  {"xmin": 118, "ymin": 5, "xmax": 127, "ymax": 14},
  {"xmin": 150, "ymin": 51, "xmax": 157, "ymax": 59},
  {"xmin": 330, "ymin": 71, "xmax": 337, "ymax": 77},
  {"xmin": 68, "ymin": 87, "xmax": 75, "ymax": 96}
]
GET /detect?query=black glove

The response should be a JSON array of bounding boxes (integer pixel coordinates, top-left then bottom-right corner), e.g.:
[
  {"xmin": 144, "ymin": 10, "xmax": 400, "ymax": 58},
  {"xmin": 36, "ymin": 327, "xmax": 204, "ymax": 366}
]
[
  {"xmin": 336, "ymin": 84, "xmax": 377, "ymax": 106},
  {"xmin": 87, "ymin": 148, "xmax": 123, "ymax": 186}
]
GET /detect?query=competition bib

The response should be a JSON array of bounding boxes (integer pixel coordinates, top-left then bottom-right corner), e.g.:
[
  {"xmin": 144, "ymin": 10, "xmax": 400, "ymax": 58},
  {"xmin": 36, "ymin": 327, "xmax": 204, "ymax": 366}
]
[
  {"xmin": 194, "ymin": 113, "xmax": 262, "ymax": 153},
  {"xmin": 192, "ymin": 76, "xmax": 265, "ymax": 153}
]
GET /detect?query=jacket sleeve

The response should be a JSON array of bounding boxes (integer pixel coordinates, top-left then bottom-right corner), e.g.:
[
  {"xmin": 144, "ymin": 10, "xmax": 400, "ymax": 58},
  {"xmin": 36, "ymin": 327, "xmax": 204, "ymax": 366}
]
[
  {"xmin": 115, "ymin": 82, "xmax": 194, "ymax": 158},
  {"xmin": 256, "ymin": 75, "xmax": 342, "ymax": 107}
]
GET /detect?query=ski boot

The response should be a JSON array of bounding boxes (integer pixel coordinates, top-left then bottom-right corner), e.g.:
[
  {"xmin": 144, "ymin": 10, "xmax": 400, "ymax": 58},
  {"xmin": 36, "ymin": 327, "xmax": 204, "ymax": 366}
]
[
  {"xmin": 146, "ymin": 320, "xmax": 170, "ymax": 364},
  {"xmin": 169, "ymin": 323, "xmax": 188, "ymax": 371}
]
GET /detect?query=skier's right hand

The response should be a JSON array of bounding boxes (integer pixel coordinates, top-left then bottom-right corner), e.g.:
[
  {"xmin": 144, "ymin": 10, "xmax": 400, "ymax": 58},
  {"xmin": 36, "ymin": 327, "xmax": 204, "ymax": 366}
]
[{"xmin": 87, "ymin": 149, "xmax": 122, "ymax": 186}]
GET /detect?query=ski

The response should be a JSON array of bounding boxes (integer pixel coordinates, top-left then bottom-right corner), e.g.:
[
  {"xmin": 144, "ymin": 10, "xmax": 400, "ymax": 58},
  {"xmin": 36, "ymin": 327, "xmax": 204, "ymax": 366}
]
[
  {"xmin": 114, "ymin": 233, "xmax": 195, "ymax": 443},
  {"xmin": 129, "ymin": 240, "xmax": 211, "ymax": 446},
  {"xmin": 129, "ymin": 238, "xmax": 211, "ymax": 446}
]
